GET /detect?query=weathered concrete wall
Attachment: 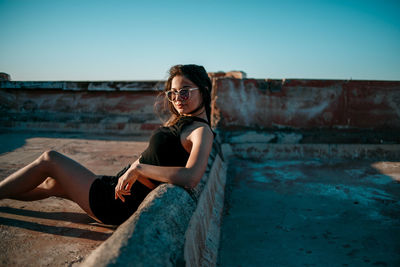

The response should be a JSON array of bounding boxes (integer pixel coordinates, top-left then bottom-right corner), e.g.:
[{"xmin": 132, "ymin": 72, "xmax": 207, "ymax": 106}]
[
  {"xmin": 82, "ymin": 184, "xmax": 195, "ymax": 267},
  {"xmin": 0, "ymin": 73, "xmax": 11, "ymax": 81},
  {"xmin": 184, "ymin": 153, "xmax": 227, "ymax": 266},
  {"xmin": 3, "ymin": 78, "xmax": 399, "ymax": 136},
  {"xmin": 212, "ymin": 78, "xmax": 400, "ymax": 131},
  {"xmin": 0, "ymin": 81, "xmax": 162, "ymax": 135},
  {"xmin": 224, "ymin": 142, "xmax": 400, "ymax": 161},
  {"xmin": 0, "ymin": 81, "xmax": 160, "ymax": 91}
]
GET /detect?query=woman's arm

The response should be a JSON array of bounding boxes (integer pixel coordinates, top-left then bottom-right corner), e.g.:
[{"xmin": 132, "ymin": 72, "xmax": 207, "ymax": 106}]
[
  {"xmin": 115, "ymin": 125, "xmax": 214, "ymax": 201},
  {"xmin": 138, "ymin": 125, "xmax": 214, "ymax": 187}
]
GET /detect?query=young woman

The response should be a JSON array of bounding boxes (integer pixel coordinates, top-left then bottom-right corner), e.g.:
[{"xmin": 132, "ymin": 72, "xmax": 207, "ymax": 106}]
[{"xmin": 0, "ymin": 64, "xmax": 215, "ymax": 225}]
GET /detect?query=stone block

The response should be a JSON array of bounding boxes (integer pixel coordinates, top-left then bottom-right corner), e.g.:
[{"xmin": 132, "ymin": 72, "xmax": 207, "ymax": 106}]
[{"xmin": 82, "ymin": 184, "xmax": 196, "ymax": 267}]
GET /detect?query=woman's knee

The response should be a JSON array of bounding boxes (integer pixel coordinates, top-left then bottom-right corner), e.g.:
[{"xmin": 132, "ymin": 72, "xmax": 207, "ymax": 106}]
[
  {"xmin": 37, "ymin": 150, "xmax": 63, "ymax": 166},
  {"xmin": 40, "ymin": 150, "xmax": 62, "ymax": 162},
  {"xmin": 41, "ymin": 177, "xmax": 67, "ymax": 198},
  {"xmin": 35, "ymin": 150, "xmax": 63, "ymax": 174}
]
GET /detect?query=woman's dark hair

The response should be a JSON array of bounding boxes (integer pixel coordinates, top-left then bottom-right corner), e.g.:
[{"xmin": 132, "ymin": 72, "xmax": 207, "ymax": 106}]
[{"xmin": 156, "ymin": 64, "xmax": 212, "ymax": 126}]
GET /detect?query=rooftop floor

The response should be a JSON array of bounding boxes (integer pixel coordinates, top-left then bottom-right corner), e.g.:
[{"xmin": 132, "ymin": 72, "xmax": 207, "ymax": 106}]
[
  {"xmin": 218, "ymin": 158, "xmax": 400, "ymax": 266},
  {"xmin": 0, "ymin": 131, "xmax": 148, "ymax": 266}
]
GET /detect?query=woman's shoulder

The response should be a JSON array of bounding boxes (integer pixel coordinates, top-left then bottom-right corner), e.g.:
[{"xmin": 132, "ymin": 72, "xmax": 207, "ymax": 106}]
[{"xmin": 180, "ymin": 118, "xmax": 215, "ymax": 139}]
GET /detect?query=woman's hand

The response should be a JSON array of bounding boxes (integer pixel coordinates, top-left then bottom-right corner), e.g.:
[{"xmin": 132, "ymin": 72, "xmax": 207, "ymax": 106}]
[{"xmin": 114, "ymin": 160, "xmax": 140, "ymax": 202}]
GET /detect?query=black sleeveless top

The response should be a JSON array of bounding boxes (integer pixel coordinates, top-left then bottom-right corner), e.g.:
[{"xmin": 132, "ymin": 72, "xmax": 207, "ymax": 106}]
[
  {"xmin": 89, "ymin": 116, "xmax": 213, "ymax": 225},
  {"xmin": 139, "ymin": 116, "xmax": 212, "ymax": 185}
]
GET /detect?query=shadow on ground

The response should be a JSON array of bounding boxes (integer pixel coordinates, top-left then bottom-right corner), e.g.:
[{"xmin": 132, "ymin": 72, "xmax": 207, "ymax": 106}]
[{"xmin": 0, "ymin": 130, "xmax": 149, "ymax": 266}]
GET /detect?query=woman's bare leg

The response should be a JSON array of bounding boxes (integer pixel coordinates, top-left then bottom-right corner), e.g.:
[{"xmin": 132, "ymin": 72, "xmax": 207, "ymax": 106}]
[
  {"xmin": 0, "ymin": 150, "xmax": 98, "ymax": 220},
  {"xmin": 10, "ymin": 177, "xmax": 69, "ymax": 201}
]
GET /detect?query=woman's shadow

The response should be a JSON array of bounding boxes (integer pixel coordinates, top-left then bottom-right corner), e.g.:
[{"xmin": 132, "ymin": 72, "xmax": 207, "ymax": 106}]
[{"xmin": 0, "ymin": 206, "xmax": 115, "ymax": 241}]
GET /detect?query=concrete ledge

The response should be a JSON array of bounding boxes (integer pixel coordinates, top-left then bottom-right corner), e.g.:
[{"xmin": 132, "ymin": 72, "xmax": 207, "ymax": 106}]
[
  {"xmin": 0, "ymin": 81, "xmax": 162, "ymax": 91},
  {"xmin": 221, "ymin": 129, "xmax": 400, "ymax": 144},
  {"xmin": 82, "ymin": 184, "xmax": 196, "ymax": 267},
  {"xmin": 82, "ymin": 142, "xmax": 227, "ymax": 266},
  {"xmin": 1, "ymin": 121, "xmax": 161, "ymax": 136},
  {"xmin": 184, "ymin": 154, "xmax": 227, "ymax": 266},
  {"xmin": 229, "ymin": 143, "xmax": 400, "ymax": 160}
]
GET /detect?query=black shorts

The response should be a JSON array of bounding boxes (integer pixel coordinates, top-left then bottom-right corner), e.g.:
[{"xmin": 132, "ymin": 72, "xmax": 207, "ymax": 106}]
[{"xmin": 89, "ymin": 170, "xmax": 152, "ymax": 225}]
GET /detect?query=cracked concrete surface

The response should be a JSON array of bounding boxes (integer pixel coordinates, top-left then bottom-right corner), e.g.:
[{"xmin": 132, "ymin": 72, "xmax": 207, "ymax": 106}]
[{"xmin": 218, "ymin": 158, "xmax": 400, "ymax": 266}]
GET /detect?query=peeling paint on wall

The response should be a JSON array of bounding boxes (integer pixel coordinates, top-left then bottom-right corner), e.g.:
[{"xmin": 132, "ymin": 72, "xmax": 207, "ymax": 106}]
[
  {"xmin": 0, "ymin": 82, "xmax": 161, "ymax": 135},
  {"xmin": 212, "ymin": 78, "xmax": 400, "ymax": 130}
]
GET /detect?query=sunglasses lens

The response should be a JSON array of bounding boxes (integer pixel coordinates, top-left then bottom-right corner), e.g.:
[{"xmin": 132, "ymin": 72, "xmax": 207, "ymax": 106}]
[
  {"xmin": 166, "ymin": 88, "xmax": 193, "ymax": 102},
  {"xmin": 179, "ymin": 89, "xmax": 189, "ymax": 100},
  {"xmin": 166, "ymin": 91, "xmax": 174, "ymax": 101}
]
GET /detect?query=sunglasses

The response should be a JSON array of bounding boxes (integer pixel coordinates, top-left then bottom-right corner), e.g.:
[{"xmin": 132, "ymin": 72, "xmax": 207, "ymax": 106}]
[{"xmin": 165, "ymin": 87, "xmax": 199, "ymax": 102}]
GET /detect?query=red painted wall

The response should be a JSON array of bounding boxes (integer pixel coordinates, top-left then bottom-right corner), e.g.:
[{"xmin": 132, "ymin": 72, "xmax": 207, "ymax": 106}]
[
  {"xmin": 0, "ymin": 81, "xmax": 162, "ymax": 134},
  {"xmin": 212, "ymin": 78, "xmax": 400, "ymax": 130}
]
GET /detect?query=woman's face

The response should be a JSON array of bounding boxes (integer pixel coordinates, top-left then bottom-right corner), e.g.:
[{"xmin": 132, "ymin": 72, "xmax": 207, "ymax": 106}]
[{"xmin": 169, "ymin": 75, "xmax": 203, "ymax": 115}]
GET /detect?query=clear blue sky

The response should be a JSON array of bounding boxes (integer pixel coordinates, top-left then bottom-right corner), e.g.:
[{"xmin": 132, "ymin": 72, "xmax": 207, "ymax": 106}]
[{"xmin": 0, "ymin": 0, "xmax": 399, "ymax": 81}]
